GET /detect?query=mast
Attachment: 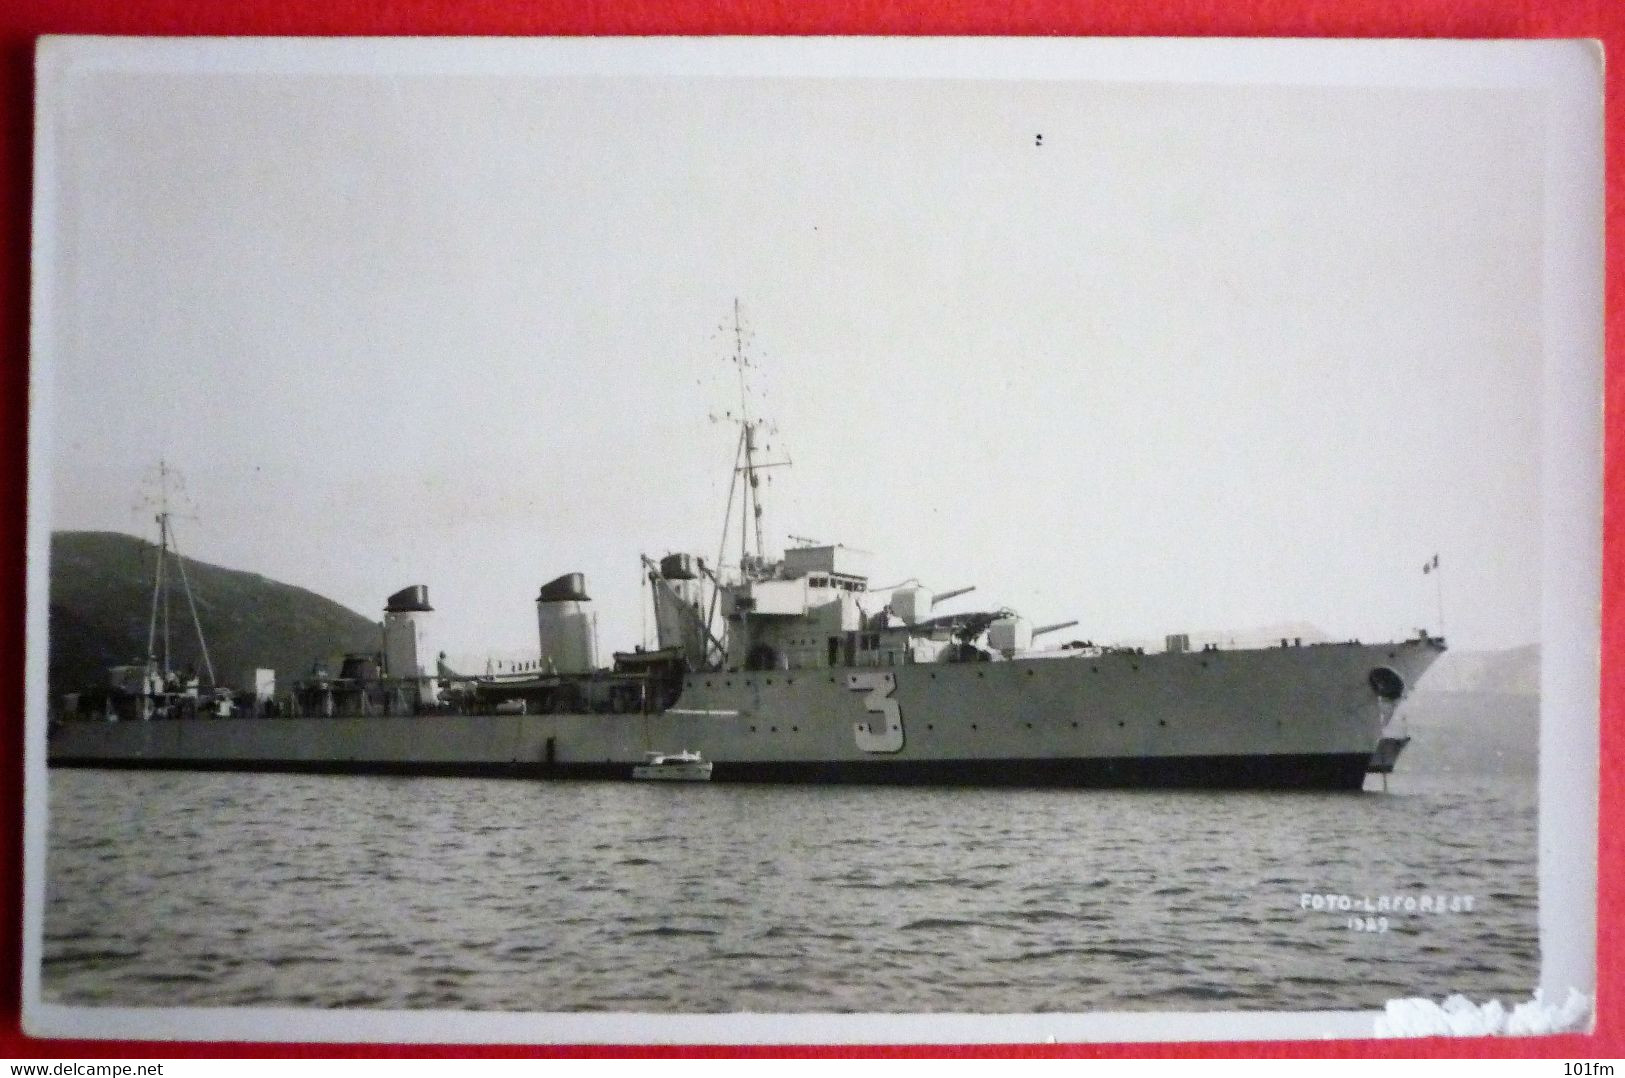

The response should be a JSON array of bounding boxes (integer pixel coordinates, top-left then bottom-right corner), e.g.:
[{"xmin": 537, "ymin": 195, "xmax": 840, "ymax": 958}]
[
  {"xmin": 145, "ymin": 459, "xmax": 172, "ymax": 675},
  {"xmin": 161, "ymin": 510, "xmax": 170, "ymax": 675},
  {"xmin": 139, "ymin": 460, "xmax": 216, "ymax": 688},
  {"xmin": 723, "ymin": 299, "xmax": 788, "ymax": 575},
  {"xmin": 732, "ymin": 298, "xmax": 766, "ymax": 566},
  {"xmin": 699, "ymin": 302, "xmax": 790, "ymax": 663}
]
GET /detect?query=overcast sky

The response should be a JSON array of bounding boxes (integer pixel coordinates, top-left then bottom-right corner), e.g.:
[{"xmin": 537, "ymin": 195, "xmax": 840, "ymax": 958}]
[{"xmin": 37, "ymin": 45, "xmax": 1549, "ymax": 661}]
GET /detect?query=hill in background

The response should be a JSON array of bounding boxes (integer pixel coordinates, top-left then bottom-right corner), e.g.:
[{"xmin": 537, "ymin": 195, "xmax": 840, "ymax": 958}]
[
  {"xmin": 48, "ymin": 530, "xmax": 382, "ymax": 702},
  {"xmin": 1399, "ymin": 643, "xmax": 1541, "ymax": 777},
  {"xmin": 1415, "ymin": 642, "xmax": 1540, "ymax": 695}
]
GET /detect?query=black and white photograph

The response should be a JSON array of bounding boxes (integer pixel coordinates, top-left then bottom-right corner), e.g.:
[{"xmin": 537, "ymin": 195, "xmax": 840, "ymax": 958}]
[{"xmin": 22, "ymin": 37, "xmax": 1602, "ymax": 1043}]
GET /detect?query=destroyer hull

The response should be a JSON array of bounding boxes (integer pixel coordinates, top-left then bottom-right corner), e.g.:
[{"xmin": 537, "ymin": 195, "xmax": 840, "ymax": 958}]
[{"xmin": 47, "ymin": 638, "xmax": 1442, "ymax": 790}]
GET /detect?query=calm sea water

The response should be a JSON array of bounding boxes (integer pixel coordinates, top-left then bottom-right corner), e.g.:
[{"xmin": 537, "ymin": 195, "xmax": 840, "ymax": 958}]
[{"xmin": 41, "ymin": 763, "xmax": 1538, "ymax": 1014}]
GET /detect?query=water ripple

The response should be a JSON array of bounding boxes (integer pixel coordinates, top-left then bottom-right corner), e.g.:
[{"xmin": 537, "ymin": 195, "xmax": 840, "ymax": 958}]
[{"xmin": 42, "ymin": 767, "xmax": 1538, "ymax": 1013}]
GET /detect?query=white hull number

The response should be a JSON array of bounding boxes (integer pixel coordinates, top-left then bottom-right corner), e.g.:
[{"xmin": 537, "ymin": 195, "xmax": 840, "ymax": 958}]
[{"xmin": 847, "ymin": 671, "xmax": 904, "ymax": 753}]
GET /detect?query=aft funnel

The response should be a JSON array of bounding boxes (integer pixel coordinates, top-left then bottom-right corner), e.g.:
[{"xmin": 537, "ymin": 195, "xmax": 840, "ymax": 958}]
[
  {"xmin": 537, "ymin": 573, "xmax": 598, "ymax": 674},
  {"xmin": 382, "ymin": 584, "xmax": 439, "ymax": 704}
]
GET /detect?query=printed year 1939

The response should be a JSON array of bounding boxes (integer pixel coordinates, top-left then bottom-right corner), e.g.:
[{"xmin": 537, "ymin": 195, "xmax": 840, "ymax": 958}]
[{"xmin": 1347, "ymin": 915, "xmax": 1389, "ymax": 933}]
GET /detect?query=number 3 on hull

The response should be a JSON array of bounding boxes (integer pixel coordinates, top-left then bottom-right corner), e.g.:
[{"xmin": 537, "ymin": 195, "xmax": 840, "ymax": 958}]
[{"xmin": 847, "ymin": 671, "xmax": 904, "ymax": 753}]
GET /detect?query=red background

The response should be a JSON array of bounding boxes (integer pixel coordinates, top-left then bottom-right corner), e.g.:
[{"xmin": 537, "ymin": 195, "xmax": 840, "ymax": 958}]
[{"xmin": 0, "ymin": 0, "xmax": 1618, "ymax": 1060}]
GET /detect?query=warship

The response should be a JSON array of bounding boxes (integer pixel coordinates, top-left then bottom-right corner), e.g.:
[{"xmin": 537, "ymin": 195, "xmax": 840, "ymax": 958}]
[{"xmin": 47, "ymin": 316, "xmax": 1444, "ymax": 790}]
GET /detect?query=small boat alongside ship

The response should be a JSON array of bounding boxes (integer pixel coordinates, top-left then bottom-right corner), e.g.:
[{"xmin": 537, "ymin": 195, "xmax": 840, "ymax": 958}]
[
  {"xmin": 632, "ymin": 751, "xmax": 714, "ymax": 782},
  {"xmin": 46, "ymin": 312, "xmax": 1445, "ymax": 790}
]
